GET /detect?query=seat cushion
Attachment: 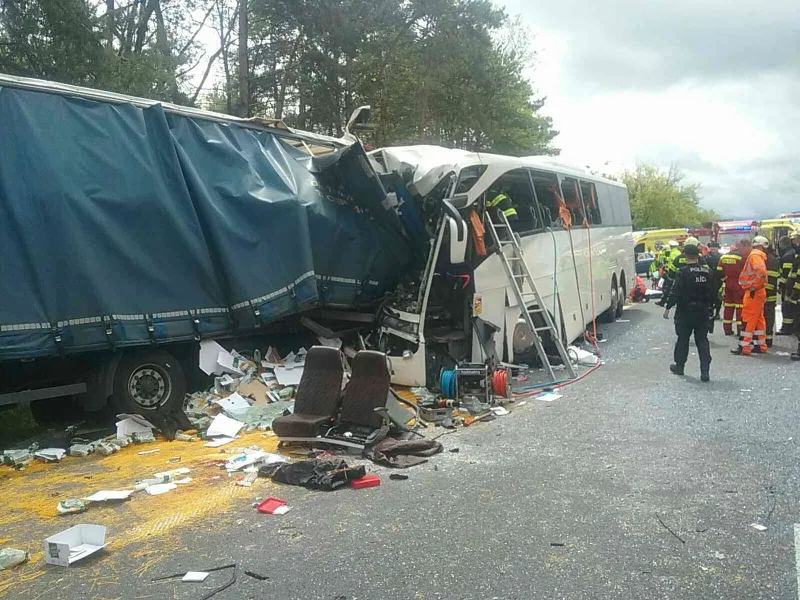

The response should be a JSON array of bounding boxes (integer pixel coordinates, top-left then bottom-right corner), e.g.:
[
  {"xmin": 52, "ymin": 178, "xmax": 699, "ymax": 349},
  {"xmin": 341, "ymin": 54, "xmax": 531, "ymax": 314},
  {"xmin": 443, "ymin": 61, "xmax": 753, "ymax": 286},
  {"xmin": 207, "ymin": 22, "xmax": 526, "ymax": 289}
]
[{"xmin": 272, "ymin": 413, "xmax": 334, "ymax": 438}]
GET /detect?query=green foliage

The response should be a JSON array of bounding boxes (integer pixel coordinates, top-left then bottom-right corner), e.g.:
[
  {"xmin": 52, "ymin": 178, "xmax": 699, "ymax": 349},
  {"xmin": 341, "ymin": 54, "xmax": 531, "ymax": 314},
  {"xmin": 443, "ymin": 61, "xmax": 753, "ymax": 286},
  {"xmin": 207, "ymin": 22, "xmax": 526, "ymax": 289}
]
[{"xmin": 622, "ymin": 164, "xmax": 720, "ymax": 229}]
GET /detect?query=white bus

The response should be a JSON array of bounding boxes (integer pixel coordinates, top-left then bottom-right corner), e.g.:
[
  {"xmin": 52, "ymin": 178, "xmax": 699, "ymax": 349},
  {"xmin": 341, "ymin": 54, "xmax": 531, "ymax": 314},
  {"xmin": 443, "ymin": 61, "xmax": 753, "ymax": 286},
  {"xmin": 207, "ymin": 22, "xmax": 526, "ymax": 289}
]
[{"xmin": 370, "ymin": 146, "xmax": 634, "ymax": 387}]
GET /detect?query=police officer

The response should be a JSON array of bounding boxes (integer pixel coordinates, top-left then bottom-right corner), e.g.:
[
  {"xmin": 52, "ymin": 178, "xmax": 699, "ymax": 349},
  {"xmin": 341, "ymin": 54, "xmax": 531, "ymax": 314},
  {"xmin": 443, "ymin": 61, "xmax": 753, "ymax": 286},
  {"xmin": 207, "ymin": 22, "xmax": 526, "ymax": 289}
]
[
  {"xmin": 662, "ymin": 243, "xmax": 715, "ymax": 382},
  {"xmin": 661, "ymin": 237, "xmax": 704, "ymax": 306}
]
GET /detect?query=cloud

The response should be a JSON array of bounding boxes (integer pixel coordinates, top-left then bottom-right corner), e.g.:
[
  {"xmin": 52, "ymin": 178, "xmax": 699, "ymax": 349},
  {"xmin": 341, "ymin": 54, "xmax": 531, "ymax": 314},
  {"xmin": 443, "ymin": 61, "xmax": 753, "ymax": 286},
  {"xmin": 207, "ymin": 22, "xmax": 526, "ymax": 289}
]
[{"xmin": 502, "ymin": 0, "xmax": 800, "ymax": 219}]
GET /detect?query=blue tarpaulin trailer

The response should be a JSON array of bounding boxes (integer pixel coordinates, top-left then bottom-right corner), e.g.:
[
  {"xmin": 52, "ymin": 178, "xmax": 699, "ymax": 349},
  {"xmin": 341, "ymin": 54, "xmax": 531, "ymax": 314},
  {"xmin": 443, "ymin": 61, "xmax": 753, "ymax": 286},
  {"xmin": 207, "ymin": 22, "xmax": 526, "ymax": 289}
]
[{"xmin": 0, "ymin": 75, "xmax": 415, "ymax": 418}]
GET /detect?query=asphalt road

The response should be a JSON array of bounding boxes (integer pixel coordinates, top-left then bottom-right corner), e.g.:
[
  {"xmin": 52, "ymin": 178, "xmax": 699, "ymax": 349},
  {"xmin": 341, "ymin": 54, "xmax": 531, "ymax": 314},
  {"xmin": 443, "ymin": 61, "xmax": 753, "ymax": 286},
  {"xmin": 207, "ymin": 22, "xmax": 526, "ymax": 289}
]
[{"xmin": 12, "ymin": 302, "xmax": 800, "ymax": 599}]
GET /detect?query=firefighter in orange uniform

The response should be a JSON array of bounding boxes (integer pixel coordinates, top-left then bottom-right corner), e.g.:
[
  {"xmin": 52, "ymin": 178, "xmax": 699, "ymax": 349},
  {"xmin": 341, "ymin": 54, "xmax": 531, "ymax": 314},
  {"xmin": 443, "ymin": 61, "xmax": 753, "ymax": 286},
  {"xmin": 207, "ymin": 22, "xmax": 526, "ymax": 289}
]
[
  {"xmin": 732, "ymin": 236, "xmax": 769, "ymax": 355},
  {"xmin": 717, "ymin": 245, "xmax": 745, "ymax": 336}
]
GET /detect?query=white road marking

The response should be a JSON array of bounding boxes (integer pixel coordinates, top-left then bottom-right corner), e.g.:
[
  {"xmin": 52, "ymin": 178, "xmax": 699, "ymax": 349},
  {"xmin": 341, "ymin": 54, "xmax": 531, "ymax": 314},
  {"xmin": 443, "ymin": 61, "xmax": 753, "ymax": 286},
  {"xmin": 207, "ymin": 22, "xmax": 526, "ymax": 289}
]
[{"xmin": 794, "ymin": 524, "xmax": 800, "ymax": 599}]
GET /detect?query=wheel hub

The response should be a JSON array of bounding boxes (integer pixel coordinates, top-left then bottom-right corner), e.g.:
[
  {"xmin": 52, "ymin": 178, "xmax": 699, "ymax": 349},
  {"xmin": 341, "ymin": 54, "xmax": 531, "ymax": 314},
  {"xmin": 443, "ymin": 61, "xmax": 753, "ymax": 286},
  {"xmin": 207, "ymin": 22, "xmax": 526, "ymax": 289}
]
[{"xmin": 128, "ymin": 365, "xmax": 169, "ymax": 408}]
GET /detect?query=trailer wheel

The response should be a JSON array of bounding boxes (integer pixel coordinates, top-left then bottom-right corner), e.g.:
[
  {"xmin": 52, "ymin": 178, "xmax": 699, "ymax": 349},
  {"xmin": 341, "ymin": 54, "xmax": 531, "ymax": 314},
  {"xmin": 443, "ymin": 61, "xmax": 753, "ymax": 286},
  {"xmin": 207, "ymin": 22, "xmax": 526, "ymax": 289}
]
[{"xmin": 112, "ymin": 349, "xmax": 186, "ymax": 415}]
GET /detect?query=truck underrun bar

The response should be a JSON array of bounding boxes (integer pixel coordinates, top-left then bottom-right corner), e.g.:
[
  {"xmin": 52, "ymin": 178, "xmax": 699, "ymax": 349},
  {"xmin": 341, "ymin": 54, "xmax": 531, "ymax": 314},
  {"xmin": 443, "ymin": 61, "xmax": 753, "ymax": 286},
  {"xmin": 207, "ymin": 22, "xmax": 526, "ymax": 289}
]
[{"xmin": 0, "ymin": 383, "xmax": 88, "ymax": 407}]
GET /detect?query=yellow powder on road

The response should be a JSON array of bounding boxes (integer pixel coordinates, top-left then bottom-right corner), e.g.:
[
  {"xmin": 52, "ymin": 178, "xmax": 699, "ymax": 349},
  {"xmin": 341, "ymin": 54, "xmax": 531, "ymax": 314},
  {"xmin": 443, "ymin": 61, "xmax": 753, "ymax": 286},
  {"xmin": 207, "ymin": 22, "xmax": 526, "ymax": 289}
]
[{"xmin": 0, "ymin": 431, "xmax": 284, "ymax": 596}]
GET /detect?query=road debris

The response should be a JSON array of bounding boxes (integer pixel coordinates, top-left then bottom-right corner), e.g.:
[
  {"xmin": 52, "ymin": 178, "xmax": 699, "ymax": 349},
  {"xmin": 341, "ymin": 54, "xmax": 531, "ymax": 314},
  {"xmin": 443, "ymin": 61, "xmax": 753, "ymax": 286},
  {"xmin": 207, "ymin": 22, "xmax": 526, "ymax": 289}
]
[
  {"xmin": 57, "ymin": 499, "xmax": 87, "ymax": 515},
  {"xmin": 137, "ymin": 448, "xmax": 161, "ymax": 456},
  {"xmin": 256, "ymin": 498, "xmax": 288, "ymax": 514},
  {"xmin": 44, "ymin": 524, "xmax": 107, "ymax": 566},
  {"xmin": 182, "ymin": 571, "xmax": 210, "ymax": 582},
  {"xmin": 0, "ymin": 548, "xmax": 29, "ymax": 570},
  {"xmin": 655, "ymin": 512, "xmax": 685, "ymax": 544},
  {"xmin": 750, "ymin": 523, "xmax": 767, "ymax": 531}
]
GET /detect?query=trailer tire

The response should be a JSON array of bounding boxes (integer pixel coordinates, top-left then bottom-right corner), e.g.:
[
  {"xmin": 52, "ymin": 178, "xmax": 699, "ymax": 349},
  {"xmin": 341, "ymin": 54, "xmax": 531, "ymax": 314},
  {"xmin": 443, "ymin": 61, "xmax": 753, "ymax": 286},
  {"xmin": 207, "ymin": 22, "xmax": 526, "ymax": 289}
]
[{"xmin": 111, "ymin": 349, "xmax": 186, "ymax": 416}]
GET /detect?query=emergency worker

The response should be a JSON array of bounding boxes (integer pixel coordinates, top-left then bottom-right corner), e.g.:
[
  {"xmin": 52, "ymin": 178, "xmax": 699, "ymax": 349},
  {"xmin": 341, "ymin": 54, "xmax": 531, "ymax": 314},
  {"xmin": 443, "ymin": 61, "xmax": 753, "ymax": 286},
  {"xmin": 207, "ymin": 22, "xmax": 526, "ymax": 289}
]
[
  {"xmin": 704, "ymin": 241, "xmax": 723, "ymax": 320},
  {"xmin": 778, "ymin": 232, "xmax": 800, "ymax": 336},
  {"xmin": 717, "ymin": 243, "xmax": 745, "ymax": 335},
  {"xmin": 662, "ymin": 243, "xmax": 715, "ymax": 382},
  {"xmin": 786, "ymin": 231, "xmax": 800, "ymax": 360},
  {"xmin": 657, "ymin": 240, "xmax": 683, "ymax": 306},
  {"xmin": 732, "ymin": 237, "xmax": 769, "ymax": 356},
  {"xmin": 486, "ymin": 186, "xmax": 518, "ymax": 224},
  {"xmin": 763, "ymin": 238, "xmax": 780, "ymax": 346},
  {"xmin": 662, "ymin": 237, "xmax": 703, "ymax": 304}
]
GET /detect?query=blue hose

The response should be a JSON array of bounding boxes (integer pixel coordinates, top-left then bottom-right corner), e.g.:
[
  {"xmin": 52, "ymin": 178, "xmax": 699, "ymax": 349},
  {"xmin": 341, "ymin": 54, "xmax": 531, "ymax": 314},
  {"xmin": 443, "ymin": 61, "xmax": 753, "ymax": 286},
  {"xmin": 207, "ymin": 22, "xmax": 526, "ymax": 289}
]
[{"xmin": 440, "ymin": 369, "xmax": 457, "ymax": 399}]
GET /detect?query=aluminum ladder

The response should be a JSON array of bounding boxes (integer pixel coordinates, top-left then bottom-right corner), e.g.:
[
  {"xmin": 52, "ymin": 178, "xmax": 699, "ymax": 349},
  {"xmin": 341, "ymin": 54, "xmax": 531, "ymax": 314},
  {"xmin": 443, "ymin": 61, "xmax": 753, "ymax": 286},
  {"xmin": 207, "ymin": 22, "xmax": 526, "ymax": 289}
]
[{"xmin": 484, "ymin": 211, "xmax": 576, "ymax": 381}]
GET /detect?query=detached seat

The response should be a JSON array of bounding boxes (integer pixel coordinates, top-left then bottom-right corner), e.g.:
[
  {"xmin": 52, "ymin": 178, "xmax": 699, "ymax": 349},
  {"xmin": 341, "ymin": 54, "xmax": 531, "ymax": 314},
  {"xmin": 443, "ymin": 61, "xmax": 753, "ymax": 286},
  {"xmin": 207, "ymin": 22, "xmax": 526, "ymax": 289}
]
[
  {"xmin": 320, "ymin": 350, "xmax": 393, "ymax": 449},
  {"xmin": 272, "ymin": 346, "xmax": 344, "ymax": 439}
]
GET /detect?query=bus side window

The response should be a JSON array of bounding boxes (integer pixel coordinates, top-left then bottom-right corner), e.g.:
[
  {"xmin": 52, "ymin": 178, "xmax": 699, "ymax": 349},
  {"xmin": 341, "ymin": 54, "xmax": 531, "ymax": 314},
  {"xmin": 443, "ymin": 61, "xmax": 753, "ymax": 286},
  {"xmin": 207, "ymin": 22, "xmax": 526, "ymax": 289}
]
[
  {"xmin": 580, "ymin": 181, "xmax": 602, "ymax": 225},
  {"xmin": 530, "ymin": 169, "xmax": 562, "ymax": 229},
  {"xmin": 561, "ymin": 177, "xmax": 586, "ymax": 225},
  {"xmin": 488, "ymin": 169, "xmax": 540, "ymax": 233}
]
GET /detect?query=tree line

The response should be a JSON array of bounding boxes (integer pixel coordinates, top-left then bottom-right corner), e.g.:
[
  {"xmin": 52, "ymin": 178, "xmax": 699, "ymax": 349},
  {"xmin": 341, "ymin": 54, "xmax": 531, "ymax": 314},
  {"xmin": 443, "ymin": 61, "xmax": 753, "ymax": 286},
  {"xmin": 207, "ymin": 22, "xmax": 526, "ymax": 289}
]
[
  {"xmin": 620, "ymin": 165, "xmax": 720, "ymax": 230},
  {"xmin": 0, "ymin": 0, "xmax": 559, "ymax": 155}
]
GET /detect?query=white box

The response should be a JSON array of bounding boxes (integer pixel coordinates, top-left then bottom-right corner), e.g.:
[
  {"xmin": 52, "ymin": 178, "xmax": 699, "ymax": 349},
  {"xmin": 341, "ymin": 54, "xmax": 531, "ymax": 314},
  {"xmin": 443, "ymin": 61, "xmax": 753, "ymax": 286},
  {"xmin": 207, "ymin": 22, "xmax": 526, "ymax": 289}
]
[{"xmin": 44, "ymin": 524, "xmax": 107, "ymax": 567}]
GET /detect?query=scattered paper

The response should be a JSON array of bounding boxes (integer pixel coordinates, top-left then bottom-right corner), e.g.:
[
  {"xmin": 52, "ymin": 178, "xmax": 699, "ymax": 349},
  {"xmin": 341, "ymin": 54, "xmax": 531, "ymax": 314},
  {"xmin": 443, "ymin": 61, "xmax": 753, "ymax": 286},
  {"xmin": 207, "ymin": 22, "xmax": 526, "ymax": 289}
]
[
  {"xmin": 199, "ymin": 340, "xmax": 228, "ymax": 375},
  {"xmin": 490, "ymin": 406, "xmax": 510, "ymax": 416},
  {"xmin": 218, "ymin": 374, "xmax": 240, "ymax": 386},
  {"xmin": 35, "ymin": 448, "xmax": 66, "ymax": 462},
  {"xmin": 714, "ymin": 551, "xmax": 725, "ymax": 560},
  {"xmin": 317, "ymin": 336, "xmax": 342, "ymax": 349},
  {"xmin": 272, "ymin": 505, "xmax": 291, "ymax": 515},
  {"xmin": 750, "ymin": 523, "xmax": 767, "ymax": 531},
  {"xmin": 616, "ymin": 319, "xmax": 630, "ymax": 323},
  {"xmin": 206, "ymin": 414, "xmax": 245, "ymax": 439},
  {"xmin": 517, "ymin": 401, "xmax": 527, "ymax": 407},
  {"xmin": 217, "ymin": 350, "xmax": 245, "ymax": 376},
  {"xmin": 213, "ymin": 392, "xmax": 251, "ymax": 415},
  {"xmin": 81, "ymin": 490, "xmax": 134, "ymax": 502},
  {"xmin": 740, "ymin": 389, "xmax": 753, "ymax": 393},
  {"xmin": 273, "ymin": 365, "xmax": 304, "ymax": 386},
  {"xmin": 536, "ymin": 392, "xmax": 563, "ymax": 402},
  {"xmin": 116, "ymin": 417, "xmax": 153, "ymax": 440},
  {"xmin": 204, "ymin": 437, "xmax": 236, "ymax": 448},
  {"xmin": 776, "ymin": 351, "xmax": 790, "ymax": 357},
  {"xmin": 138, "ymin": 448, "xmax": 161, "ymax": 455},
  {"xmin": 225, "ymin": 450, "xmax": 288, "ymax": 472},
  {"xmin": 182, "ymin": 572, "xmax": 210, "ymax": 582},
  {"xmin": 154, "ymin": 467, "xmax": 190, "ymax": 478},
  {"xmin": 175, "ymin": 477, "xmax": 193, "ymax": 485},
  {"xmin": 145, "ymin": 483, "xmax": 178, "ymax": 496}
]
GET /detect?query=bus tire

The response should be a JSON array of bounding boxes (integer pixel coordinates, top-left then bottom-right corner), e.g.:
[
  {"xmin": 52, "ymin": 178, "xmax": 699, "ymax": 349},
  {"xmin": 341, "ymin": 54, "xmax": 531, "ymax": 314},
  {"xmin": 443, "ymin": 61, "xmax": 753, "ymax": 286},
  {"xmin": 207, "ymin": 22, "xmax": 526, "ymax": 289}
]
[
  {"xmin": 111, "ymin": 349, "xmax": 186, "ymax": 417},
  {"xmin": 615, "ymin": 274, "xmax": 626, "ymax": 319},
  {"xmin": 598, "ymin": 277, "xmax": 618, "ymax": 323}
]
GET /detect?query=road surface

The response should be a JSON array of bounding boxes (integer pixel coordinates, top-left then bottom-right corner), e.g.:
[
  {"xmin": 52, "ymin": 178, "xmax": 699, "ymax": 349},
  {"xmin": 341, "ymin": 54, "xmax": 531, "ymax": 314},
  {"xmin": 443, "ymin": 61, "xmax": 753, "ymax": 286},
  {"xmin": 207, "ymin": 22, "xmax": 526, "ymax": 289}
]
[{"xmin": 5, "ymin": 302, "xmax": 800, "ymax": 599}]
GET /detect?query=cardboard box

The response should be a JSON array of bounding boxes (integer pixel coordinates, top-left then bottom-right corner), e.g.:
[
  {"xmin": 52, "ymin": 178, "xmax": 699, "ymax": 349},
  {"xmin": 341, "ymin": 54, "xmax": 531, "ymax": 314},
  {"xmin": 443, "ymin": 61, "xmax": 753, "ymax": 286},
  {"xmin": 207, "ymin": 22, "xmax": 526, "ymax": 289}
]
[{"xmin": 44, "ymin": 524, "xmax": 107, "ymax": 567}]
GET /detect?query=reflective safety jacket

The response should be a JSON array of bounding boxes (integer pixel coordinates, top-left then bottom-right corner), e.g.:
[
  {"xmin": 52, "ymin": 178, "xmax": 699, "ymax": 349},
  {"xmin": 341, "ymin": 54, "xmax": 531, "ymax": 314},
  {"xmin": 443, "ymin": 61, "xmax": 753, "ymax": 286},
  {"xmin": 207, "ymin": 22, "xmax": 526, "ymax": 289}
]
[
  {"xmin": 666, "ymin": 251, "xmax": 704, "ymax": 282},
  {"xmin": 779, "ymin": 247, "xmax": 797, "ymax": 294},
  {"xmin": 717, "ymin": 252, "xmax": 745, "ymax": 297},
  {"xmin": 663, "ymin": 248, "xmax": 683, "ymax": 281},
  {"xmin": 739, "ymin": 248, "xmax": 768, "ymax": 291},
  {"xmin": 788, "ymin": 252, "xmax": 800, "ymax": 303},
  {"xmin": 487, "ymin": 193, "xmax": 518, "ymax": 220},
  {"xmin": 765, "ymin": 251, "xmax": 780, "ymax": 303}
]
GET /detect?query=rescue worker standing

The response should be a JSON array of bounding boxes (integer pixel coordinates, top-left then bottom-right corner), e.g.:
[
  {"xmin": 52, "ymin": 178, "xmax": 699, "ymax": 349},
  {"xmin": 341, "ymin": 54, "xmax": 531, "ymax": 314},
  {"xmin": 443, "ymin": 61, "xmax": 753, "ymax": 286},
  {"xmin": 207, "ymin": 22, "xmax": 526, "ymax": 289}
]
[
  {"xmin": 787, "ymin": 231, "xmax": 800, "ymax": 360},
  {"xmin": 763, "ymin": 239, "xmax": 781, "ymax": 347},
  {"xmin": 717, "ymin": 244, "xmax": 745, "ymax": 336},
  {"xmin": 705, "ymin": 241, "xmax": 723, "ymax": 320},
  {"xmin": 657, "ymin": 240, "xmax": 683, "ymax": 306},
  {"xmin": 777, "ymin": 232, "xmax": 800, "ymax": 336},
  {"xmin": 662, "ymin": 243, "xmax": 714, "ymax": 382},
  {"xmin": 662, "ymin": 237, "xmax": 703, "ymax": 305},
  {"xmin": 732, "ymin": 236, "xmax": 769, "ymax": 356}
]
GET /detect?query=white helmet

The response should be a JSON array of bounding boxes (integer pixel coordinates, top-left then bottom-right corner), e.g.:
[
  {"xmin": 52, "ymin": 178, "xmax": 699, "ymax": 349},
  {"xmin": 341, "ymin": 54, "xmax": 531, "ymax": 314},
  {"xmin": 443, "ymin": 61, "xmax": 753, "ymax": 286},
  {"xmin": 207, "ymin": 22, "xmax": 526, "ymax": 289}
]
[
  {"xmin": 752, "ymin": 235, "xmax": 769, "ymax": 248},
  {"xmin": 668, "ymin": 240, "xmax": 679, "ymax": 248}
]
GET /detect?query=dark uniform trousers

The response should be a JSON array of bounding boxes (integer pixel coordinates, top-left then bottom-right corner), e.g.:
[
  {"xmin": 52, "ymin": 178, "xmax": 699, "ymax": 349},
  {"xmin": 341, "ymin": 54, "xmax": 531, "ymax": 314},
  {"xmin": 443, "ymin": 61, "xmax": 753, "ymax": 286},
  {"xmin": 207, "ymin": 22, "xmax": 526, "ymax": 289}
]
[{"xmin": 674, "ymin": 308, "xmax": 712, "ymax": 371}]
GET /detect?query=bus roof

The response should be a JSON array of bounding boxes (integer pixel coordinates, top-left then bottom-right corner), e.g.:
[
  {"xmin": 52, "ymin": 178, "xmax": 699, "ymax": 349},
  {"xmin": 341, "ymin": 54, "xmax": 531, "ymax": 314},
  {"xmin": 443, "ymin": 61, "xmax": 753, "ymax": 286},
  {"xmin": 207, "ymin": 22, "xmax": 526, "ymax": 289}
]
[{"xmin": 370, "ymin": 145, "xmax": 627, "ymax": 201}]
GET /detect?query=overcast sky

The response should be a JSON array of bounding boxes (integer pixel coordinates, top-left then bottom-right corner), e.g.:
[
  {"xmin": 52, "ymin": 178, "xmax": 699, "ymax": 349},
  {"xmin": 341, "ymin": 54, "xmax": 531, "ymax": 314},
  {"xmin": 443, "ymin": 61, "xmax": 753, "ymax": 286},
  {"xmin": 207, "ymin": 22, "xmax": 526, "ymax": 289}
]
[{"xmin": 502, "ymin": 0, "xmax": 800, "ymax": 219}]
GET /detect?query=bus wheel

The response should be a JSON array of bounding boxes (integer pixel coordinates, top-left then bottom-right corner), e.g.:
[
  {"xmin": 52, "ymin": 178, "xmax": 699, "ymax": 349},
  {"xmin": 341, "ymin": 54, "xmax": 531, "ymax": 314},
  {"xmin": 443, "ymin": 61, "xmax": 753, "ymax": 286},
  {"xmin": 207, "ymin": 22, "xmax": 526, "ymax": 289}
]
[
  {"xmin": 112, "ymin": 349, "xmax": 186, "ymax": 416},
  {"xmin": 598, "ymin": 277, "xmax": 618, "ymax": 323},
  {"xmin": 615, "ymin": 275, "xmax": 626, "ymax": 319}
]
